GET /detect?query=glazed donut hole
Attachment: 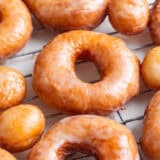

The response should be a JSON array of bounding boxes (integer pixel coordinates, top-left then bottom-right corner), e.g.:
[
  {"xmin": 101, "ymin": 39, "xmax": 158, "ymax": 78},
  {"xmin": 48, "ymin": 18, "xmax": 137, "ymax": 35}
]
[
  {"xmin": 32, "ymin": 30, "xmax": 139, "ymax": 115},
  {"xmin": 141, "ymin": 47, "xmax": 160, "ymax": 89},
  {"xmin": 0, "ymin": 104, "xmax": 45, "ymax": 152},
  {"xmin": 23, "ymin": 0, "xmax": 109, "ymax": 31},
  {"xmin": 0, "ymin": 66, "xmax": 26, "ymax": 110}
]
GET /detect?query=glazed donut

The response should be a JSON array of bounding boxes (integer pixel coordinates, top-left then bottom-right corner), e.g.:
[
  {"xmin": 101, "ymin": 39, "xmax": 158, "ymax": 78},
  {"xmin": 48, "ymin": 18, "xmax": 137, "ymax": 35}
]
[
  {"xmin": 28, "ymin": 115, "xmax": 139, "ymax": 160},
  {"xmin": 0, "ymin": 104, "xmax": 45, "ymax": 152},
  {"xmin": 0, "ymin": 0, "xmax": 32, "ymax": 60},
  {"xmin": 108, "ymin": 0, "xmax": 149, "ymax": 35},
  {"xmin": 0, "ymin": 148, "xmax": 16, "ymax": 160},
  {"xmin": 141, "ymin": 47, "xmax": 160, "ymax": 89},
  {"xmin": 141, "ymin": 91, "xmax": 160, "ymax": 160},
  {"xmin": 23, "ymin": 0, "xmax": 109, "ymax": 31},
  {"xmin": 32, "ymin": 30, "xmax": 140, "ymax": 115},
  {"xmin": 149, "ymin": 0, "xmax": 160, "ymax": 44},
  {"xmin": 0, "ymin": 66, "xmax": 26, "ymax": 109}
]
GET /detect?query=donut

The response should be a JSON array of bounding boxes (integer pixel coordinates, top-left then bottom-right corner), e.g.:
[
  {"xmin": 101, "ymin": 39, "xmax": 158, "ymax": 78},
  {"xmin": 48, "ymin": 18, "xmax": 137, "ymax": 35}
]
[
  {"xmin": 32, "ymin": 30, "xmax": 140, "ymax": 115},
  {"xmin": 149, "ymin": 0, "xmax": 160, "ymax": 44},
  {"xmin": 0, "ymin": 148, "xmax": 16, "ymax": 160},
  {"xmin": 141, "ymin": 91, "xmax": 160, "ymax": 160},
  {"xmin": 0, "ymin": 104, "xmax": 45, "ymax": 152},
  {"xmin": 23, "ymin": 0, "xmax": 109, "ymax": 31},
  {"xmin": 108, "ymin": 0, "xmax": 149, "ymax": 35},
  {"xmin": 0, "ymin": 66, "xmax": 26, "ymax": 109},
  {"xmin": 27, "ymin": 115, "xmax": 139, "ymax": 160},
  {"xmin": 0, "ymin": 0, "xmax": 32, "ymax": 60},
  {"xmin": 141, "ymin": 47, "xmax": 160, "ymax": 89}
]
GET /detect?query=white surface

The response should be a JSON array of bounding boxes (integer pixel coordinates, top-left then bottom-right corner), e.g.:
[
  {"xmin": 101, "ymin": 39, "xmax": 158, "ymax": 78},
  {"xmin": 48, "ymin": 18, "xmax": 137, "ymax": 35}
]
[{"xmin": 2, "ymin": 0, "xmax": 156, "ymax": 159}]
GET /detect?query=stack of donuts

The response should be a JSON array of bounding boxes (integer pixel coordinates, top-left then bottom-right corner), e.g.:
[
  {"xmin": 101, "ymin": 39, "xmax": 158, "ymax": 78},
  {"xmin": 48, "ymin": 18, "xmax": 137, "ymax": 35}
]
[{"xmin": 1, "ymin": 0, "xmax": 160, "ymax": 159}]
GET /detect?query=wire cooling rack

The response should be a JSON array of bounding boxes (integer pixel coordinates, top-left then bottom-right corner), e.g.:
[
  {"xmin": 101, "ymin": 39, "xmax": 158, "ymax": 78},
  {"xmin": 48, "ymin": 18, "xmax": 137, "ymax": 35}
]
[{"xmin": 2, "ymin": 0, "xmax": 155, "ymax": 159}]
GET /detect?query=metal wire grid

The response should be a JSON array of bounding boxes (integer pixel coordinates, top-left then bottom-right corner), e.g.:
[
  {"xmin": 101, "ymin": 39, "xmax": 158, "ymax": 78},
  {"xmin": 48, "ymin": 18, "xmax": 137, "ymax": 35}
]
[{"xmin": 7, "ymin": 1, "xmax": 156, "ymax": 159}]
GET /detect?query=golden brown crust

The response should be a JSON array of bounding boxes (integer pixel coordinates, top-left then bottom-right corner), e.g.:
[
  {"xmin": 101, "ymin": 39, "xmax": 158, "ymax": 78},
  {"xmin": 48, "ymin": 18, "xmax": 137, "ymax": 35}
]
[
  {"xmin": 0, "ymin": 104, "xmax": 45, "ymax": 152},
  {"xmin": 0, "ymin": 148, "xmax": 16, "ymax": 160},
  {"xmin": 141, "ymin": 47, "xmax": 160, "ymax": 89},
  {"xmin": 141, "ymin": 91, "xmax": 160, "ymax": 160},
  {"xmin": 23, "ymin": 0, "xmax": 109, "ymax": 31},
  {"xmin": 27, "ymin": 115, "xmax": 139, "ymax": 160},
  {"xmin": 0, "ymin": 66, "xmax": 26, "ymax": 109},
  {"xmin": 32, "ymin": 30, "xmax": 140, "ymax": 115},
  {"xmin": 0, "ymin": 0, "xmax": 33, "ymax": 60},
  {"xmin": 108, "ymin": 0, "xmax": 149, "ymax": 35},
  {"xmin": 149, "ymin": 0, "xmax": 160, "ymax": 44}
]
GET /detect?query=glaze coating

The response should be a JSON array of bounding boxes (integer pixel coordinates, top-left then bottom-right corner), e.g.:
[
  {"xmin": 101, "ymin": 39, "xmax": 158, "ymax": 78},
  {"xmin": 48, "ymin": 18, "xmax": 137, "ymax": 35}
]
[
  {"xmin": 33, "ymin": 30, "xmax": 140, "ymax": 115},
  {"xmin": 0, "ymin": 104, "xmax": 45, "ymax": 152},
  {"xmin": 149, "ymin": 0, "xmax": 160, "ymax": 44},
  {"xmin": 24, "ymin": 0, "xmax": 109, "ymax": 31},
  {"xmin": 0, "ymin": 148, "xmax": 16, "ymax": 160},
  {"xmin": 109, "ymin": 0, "xmax": 149, "ymax": 35},
  {"xmin": 0, "ymin": 66, "xmax": 26, "ymax": 109},
  {"xmin": 141, "ymin": 47, "xmax": 160, "ymax": 89}
]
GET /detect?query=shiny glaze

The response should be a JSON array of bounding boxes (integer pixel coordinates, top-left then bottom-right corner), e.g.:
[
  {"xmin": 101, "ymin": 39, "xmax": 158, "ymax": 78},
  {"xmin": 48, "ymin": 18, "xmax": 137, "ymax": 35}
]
[
  {"xmin": 108, "ymin": 0, "xmax": 149, "ymax": 35},
  {"xmin": 0, "ymin": 0, "xmax": 32, "ymax": 60},
  {"xmin": 141, "ymin": 47, "xmax": 160, "ymax": 89},
  {"xmin": 0, "ymin": 104, "xmax": 45, "ymax": 152},
  {"xmin": 141, "ymin": 91, "xmax": 160, "ymax": 160},
  {"xmin": 149, "ymin": 0, "xmax": 160, "ymax": 44},
  {"xmin": 0, "ymin": 66, "xmax": 26, "ymax": 109},
  {"xmin": 24, "ymin": 0, "xmax": 109, "ymax": 31},
  {"xmin": 33, "ymin": 30, "xmax": 140, "ymax": 115},
  {"xmin": 28, "ymin": 115, "xmax": 139, "ymax": 160},
  {"xmin": 0, "ymin": 148, "xmax": 16, "ymax": 160}
]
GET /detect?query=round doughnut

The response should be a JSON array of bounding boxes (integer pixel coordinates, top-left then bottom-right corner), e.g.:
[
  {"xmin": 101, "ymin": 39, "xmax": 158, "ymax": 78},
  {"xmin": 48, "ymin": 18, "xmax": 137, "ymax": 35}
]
[
  {"xmin": 0, "ymin": 148, "xmax": 16, "ymax": 160},
  {"xmin": 141, "ymin": 91, "xmax": 160, "ymax": 160},
  {"xmin": 27, "ymin": 115, "xmax": 139, "ymax": 160},
  {"xmin": 141, "ymin": 47, "xmax": 160, "ymax": 89},
  {"xmin": 32, "ymin": 30, "xmax": 140, "ymax": 115},
  {"xmin": 23, "ymin": 0, "xmax": 109, "ymax": 31},
  {"xmin": 149, "ymin": 0, "xmax": 160, "ymax": 44},
  {"xmin": 0, "ymin": 0, "xmax": 32, "ymax": 60},
  {"xmin": 108, "ymin": 0, "xmax": 149, "ymax": 35},
  {"xmin": 0, "ymin": 104, "xmax": 45, "ymax": 152},
  {"xmin": 0, "ymin": 66, "xmax": 26, "ymax": 110}
]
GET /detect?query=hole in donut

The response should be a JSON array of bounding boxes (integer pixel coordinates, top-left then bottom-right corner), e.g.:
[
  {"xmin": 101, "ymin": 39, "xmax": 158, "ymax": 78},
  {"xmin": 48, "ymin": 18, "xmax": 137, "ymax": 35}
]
[
  {"xmin": 57, "ymin": 143, "xmax": 97, "ymax": 160},
  {"xmin": 75, "ymin": 51, "xmax": 101, "ymax": 83}
]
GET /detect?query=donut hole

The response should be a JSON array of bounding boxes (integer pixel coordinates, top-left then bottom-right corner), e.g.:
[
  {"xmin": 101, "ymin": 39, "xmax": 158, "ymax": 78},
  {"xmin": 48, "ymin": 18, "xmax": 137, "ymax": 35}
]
[
  {"xmin": 58, "ymin": 143, "xmax": 97, "ymax": 160},
  {"xmin": 75, "ymin": 51, "xmax": 101, "ymax": 83}
]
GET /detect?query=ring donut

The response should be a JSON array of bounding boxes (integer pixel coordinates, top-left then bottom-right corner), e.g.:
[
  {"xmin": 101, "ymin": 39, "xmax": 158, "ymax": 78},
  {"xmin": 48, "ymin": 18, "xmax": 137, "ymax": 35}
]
[
  {"xmin": 149, "ymin": 0, "xmax": 160, "ymax": 44},
  {"xmin": 0, "ymin": 104, "xmax": 45, "ymax": 152},
  {"xmin": 0, "ymin": 66, "xmax": 26, "ymax": 109},
  {"xmin": 0, "ymin": 148, "xmax": 16, "ymax": 160},
  {"xmin": 28, "ymin": 115, "xmax": 139, "ymax": 160},
  {"xmin": 33, "ymin": 30, "xmax": 140, "ymax": 115},
  {"xmin": 108, "ymin": 0, "xmax": 149, "ymax": 35},
  {"xmin": 141, "ymin": 91, "xmax": 160, "ymax": 160},
  {"xmin": 0, "ymin": 0, "xmax": 32, "ymax": 60},
  {"xmin": 23, "ymin": 0, "xmax": 109, "ymax": 31}
]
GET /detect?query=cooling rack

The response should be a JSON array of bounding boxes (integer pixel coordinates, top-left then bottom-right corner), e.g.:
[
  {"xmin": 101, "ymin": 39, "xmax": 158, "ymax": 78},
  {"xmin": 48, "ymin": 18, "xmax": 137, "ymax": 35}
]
[{"xmin": 3, "ymin": 0, "xmax": 155, "ymax": 159}]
